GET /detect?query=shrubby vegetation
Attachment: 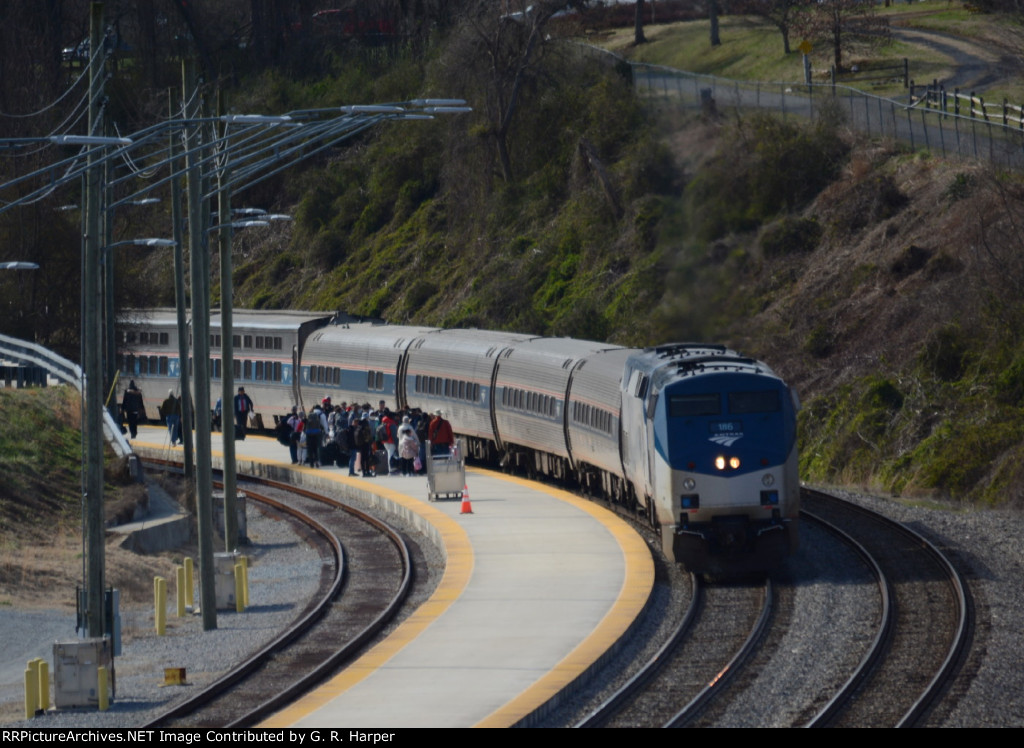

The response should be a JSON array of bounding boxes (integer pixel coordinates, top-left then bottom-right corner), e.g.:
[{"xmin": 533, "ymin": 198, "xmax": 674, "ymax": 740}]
[{"xmin": 10, "ymin": 4, "xmax": 1024, "ymax": 506}]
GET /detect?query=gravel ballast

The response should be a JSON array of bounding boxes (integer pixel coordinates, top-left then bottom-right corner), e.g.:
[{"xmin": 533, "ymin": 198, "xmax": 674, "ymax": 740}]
[{"xmin": 2, "ymin": 484, "xmax": 1022, "ymax": 728}]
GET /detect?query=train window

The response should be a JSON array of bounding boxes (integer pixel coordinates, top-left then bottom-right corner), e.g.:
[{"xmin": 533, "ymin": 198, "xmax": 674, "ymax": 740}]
[
  {"xmin": 212, "ymin": 358, "xmax": 221, "ymax": 379},
  {"xmin": 274, "ymin": 362, "xmax": 283, "ymax": 382},
  {"xmin": 636, "ymin": 374, "xmax": 649, "ymax": 399},
  {"xmin": 148, "ymin": 356, "xmax": 157, "ymax": 374},
  {"xmin": 729, "ymin": 391, "xmax": 780, "ymax": 414},
  {"xmin": 210, "ymin": 334, "xmax": 220, "ymax": 349},
  {"xmin": 376, "ymin": 372, "xmax": 383, "ymax": 390},
  {"xmin": 333, "ymin": 368, "xmax": 340, "ymax": 385},
  {"xmin": 459, "ymin": 381, "xmax": 466, "ymax": 400},
  {"xmin": 161, "ymin": 333, "xmax": 169, "ymax": 345},
  {"xmin": 244, "ymin": 360, "xmax": 253, "ymax": 380},
  {"xmin": 274, "ymin": 337, "xmax": 282, "ymax": 350},
  {"xmin": 234, "ymin": 360, "xmax": 242, "ymax": 378},
  {"xmin": 473, "ymin": 384, "xmax": 480, "ymax": 402},
  {"xmin": 669, "ymin": 394, "xmax": 720, "ymax": 417},
  {"xmin": 255, "ymin": 361, "xmax": 264, "ymax": 381},
  {"xmin": 159, "ymin": 357, "xmax": 168, "ymax": 376},
  {"xmin": 255, "ymin": 337, "xmax": 264, "ymax": 350},
  {"xmin": 243, "ymin": 335, "xmax": 252, "ymax": 348},
  {"xmin": 233, "ymin": 335, "xmax": 241, "ymax": 348}
]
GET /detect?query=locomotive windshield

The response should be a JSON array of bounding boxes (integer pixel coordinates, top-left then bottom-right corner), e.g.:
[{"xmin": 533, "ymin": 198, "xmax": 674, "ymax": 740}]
[
  {"xmin": 669, "ymin": 394, "xmax": 720, "ymax": 417},
  {"xmin": 728, "ymin": 390, "xmax": 780, "ymax": 413},
  {"xmin": 669, "ymin": 390, "xmax": 780, "ymax": 417}
]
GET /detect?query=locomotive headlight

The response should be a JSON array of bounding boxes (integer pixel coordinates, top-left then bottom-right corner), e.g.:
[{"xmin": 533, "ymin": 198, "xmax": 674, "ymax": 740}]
[
  {"xmin": 729, "ymin": 456, "xmax": 741, "ymax": 470},
  {"xmin": 682, "ymin": 477, "xmax": 696, "ymax": 491},
  {"xmin": 762, "ymin": 473, "xmax": 775, "ymax": 487},
  {"xmin": 715, "ymin": 456, "xmax": 726, "ymax": 471}
]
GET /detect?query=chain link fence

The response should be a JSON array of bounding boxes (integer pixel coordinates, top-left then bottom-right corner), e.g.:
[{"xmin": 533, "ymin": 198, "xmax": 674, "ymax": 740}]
[{"xmin": 630, "ymin": 62, "xmax": 1024, "ymax": 170}]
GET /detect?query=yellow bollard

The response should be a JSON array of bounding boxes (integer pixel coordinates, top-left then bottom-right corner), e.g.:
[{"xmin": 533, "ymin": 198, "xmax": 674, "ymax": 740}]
[
  {"xmin": 234, "ymin": 564, "xmax": 244, "ymax": 613},
  {"xmin": 176, "ymin": 565, "xmax": 186, "ymax": 617},
  {"xmin": 155, "ymin": 576, "xmax": 167, "ymax": 635},
  {"xmin": 184, "ymin": 557, "xmax": 194, "ymax": 608},
  {"xmin": 97, "ymin": 666, "xmax": 109, "ymax": 711},
  {"xmin": 240, "ymin": 555, "xmax": 250, "ymax": 608},
  {"xmin": 36, "ymin": 659, "xmax": 49, "ymax": 712},
  {"xmin": 24, "ymin": 665, "xmax": 37, "ymax": 719}
]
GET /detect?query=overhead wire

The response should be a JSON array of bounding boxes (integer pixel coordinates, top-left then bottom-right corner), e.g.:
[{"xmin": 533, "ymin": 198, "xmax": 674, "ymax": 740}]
[{"xmin": 0, "ymin": 40, "xmax": 98, "ymax": 120}]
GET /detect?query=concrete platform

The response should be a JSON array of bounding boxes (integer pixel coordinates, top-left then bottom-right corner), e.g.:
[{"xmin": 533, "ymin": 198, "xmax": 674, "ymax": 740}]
[{"xmin": 132, "ymin": 424, "xmax": 653, "ymax": 728}]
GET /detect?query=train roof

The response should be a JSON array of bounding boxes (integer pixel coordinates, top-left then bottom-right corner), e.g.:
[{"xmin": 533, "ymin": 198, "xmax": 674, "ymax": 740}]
[
  {"xmin": 628, "ymin": 342, "xmax": 782, "ymax": 391},
  {"xmin": 120, "ymin": 308, "xmax": 334, "ymax": 330}
]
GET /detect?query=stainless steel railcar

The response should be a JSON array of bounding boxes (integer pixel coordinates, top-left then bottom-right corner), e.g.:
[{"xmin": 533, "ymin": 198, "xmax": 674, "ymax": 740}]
[
  {"xmin": 121, "ymin": 310, "xmax": 799, "ymax": 573},
  {"xmin": 116, "ymin": 308, "xmax": 331, "ymax": 419}
]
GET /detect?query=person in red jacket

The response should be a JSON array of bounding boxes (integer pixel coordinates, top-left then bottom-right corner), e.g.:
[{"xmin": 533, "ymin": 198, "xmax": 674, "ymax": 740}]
[{"xmin": 427, "ymin": 409, "xmax": 454, "ymax": 456}]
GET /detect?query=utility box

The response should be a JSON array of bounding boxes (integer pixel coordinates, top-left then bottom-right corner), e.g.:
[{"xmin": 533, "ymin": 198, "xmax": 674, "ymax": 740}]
[
  {"xmin": 53, "ymin": 638, "xmax": 113, "ymax": 709},
  {"xmin": 212, "ymin": 490, "xmax": 248, "ymax": 544},
  {"xmin": 214, "ymin": 551, "xmax": 243, "ymax": 610}
]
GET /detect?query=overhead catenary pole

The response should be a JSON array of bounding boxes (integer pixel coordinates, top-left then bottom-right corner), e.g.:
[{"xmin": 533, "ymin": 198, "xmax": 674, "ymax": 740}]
[
  {"xmin": 169, "ymin": 91, "xmax": 194, "ymax": 482},
  {"xmin": 217, "ymin": 88, "xmax": 239, "ymax": 552},
  {"xmin": 183, "ymin": 58, "xmax": 217, "ymax": 630},
  {"xmin": 84, "ymin": 0, "xmax": 106, "ymax": 641}
]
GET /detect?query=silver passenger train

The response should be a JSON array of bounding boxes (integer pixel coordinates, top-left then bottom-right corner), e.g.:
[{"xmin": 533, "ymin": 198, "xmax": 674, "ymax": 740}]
[{"xmin": 119, "ymin": 309, "xmax": 800, "ymax": 574}]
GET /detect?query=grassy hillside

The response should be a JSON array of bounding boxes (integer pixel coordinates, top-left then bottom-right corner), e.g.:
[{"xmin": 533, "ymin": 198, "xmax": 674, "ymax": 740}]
[
  {"xmin": 131, "ymin": 5, "xmax": 1024, "ymax": 506},
  {"xmin": 0, "ymin": 387, "xmax": 182, "ymax": 611}
]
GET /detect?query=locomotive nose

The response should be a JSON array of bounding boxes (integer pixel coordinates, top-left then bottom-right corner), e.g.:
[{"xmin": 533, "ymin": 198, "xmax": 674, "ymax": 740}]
[{"xmin": 720, "ymin": 525, "xmax": 746, "ymax": 548}]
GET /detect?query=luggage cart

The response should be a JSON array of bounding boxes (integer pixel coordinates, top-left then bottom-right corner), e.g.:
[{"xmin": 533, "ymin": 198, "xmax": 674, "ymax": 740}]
[{"xmin": 426, "ymin": 438, "xmax": 466, "ymax": 501}]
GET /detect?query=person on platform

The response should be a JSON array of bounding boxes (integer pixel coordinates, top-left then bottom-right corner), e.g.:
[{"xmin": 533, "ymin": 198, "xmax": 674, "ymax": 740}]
[
  {"xmin": 160, "ymin": 389, "xmax": 182, "ymax": 446},
  {"xmin": 427, "ymin": 409, "xmax": 454, "ymax": 456},
  {"xmin": 396, "ymin": 415, "xmax": 420, "ymax": 476},
  {"xmin": 234, "ymin": 386, "xmax": 254, "ymax": 440},
  {"xmin": 122, "ymin": 380, "xmax": 144, "ymax": 439}
]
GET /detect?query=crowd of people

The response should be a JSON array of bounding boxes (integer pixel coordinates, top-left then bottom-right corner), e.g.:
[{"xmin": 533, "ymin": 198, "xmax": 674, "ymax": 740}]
[
  {"xmin": 121, "ymin": 380, "xmax": 456, "ymax": 479},
  {"xmin": 274, "ymin": 397, "xmax": 455, "ymax": 477}
]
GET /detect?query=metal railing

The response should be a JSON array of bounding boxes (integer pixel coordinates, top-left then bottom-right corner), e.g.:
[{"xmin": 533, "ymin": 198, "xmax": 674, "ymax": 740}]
[{"xmin": 0, "ymin": 332, "xmax": 131, "ymax": 457}]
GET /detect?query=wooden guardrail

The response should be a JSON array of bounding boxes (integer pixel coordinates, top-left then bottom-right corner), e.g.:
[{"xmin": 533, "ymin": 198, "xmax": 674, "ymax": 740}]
[{"xmin": 910, "ymin": 80, "xmax": 1024, "ymax": 128}]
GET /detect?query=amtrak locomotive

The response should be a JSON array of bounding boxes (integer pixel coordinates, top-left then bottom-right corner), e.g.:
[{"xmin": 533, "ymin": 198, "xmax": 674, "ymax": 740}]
[{"xmin": 118, "ymin": 309, "xmax": 800, "ymax": 574}]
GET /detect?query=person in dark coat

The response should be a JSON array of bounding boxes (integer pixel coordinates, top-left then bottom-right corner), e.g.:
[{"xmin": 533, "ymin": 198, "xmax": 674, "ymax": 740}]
[
  {"xmin": 160, "ymin": 389, "xmax": 182, "ymax": 445},
  {"xmin": 122, "ymin": 380, "xmax": 144, "ymax": 439},
  {"xmin": 234, "ymin": 386, "xmax": 254, "ymax": 440}
]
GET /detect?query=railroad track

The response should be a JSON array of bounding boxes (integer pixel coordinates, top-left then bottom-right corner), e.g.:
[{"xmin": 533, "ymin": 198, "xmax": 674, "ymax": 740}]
[
  {"xmin": 141, "ymin": 466, "xmax": 413, "ymax": 728},
  {"xmin": 800, "ymin": 488, "xmax": 973, "ymax": 728},
  {"xmin": 557, "ymin": 487, "xmax": 973, "ymax": 728},
  {"xmin": 576, "ymin": 574, "xmax": 773, "ymax": 727}
]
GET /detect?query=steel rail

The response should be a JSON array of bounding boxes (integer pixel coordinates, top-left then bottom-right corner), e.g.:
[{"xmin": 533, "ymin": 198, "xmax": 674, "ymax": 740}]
[
  {"xmin": 575, "ymin": 572, "xmax": 701, "ymax": 728},
  {"xmin": 140, "ymin": 460, "xmax": 413, "ymax": 727},
  {"xmin": 801, "ymin": 488, "xmax": 972, "ymax": 728},
  {"xmin": 664, "ymin": 577, "xmax": 774, "ymax": 728}
]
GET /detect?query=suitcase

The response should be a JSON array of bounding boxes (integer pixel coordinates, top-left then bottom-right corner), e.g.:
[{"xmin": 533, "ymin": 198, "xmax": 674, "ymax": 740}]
[{"xmin": 374, "ymin": 449, "xmax": 389, "ymax": 475}]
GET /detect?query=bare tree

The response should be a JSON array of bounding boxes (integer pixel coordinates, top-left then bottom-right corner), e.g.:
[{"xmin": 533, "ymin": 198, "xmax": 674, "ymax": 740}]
[
  {"xmin": 457, "ymin": 1, "xmax": 576, "ymax": 182},
  {"xmin": 635, "ymin": 0, "xmax": 647, "ymax": 45},
  {"xmin": 793, "ymin": 0, "xmax": 888, "ymax": 72},
  {"xmin": 736, "ymin": 0, "xmax": 805, "ymax": 54}
]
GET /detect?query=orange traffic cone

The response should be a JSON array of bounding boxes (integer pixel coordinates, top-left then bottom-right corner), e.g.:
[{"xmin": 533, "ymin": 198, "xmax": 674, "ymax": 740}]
[{"xmin": 460, "ymin": 484, "xmax": 473, "ymax": 514}]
